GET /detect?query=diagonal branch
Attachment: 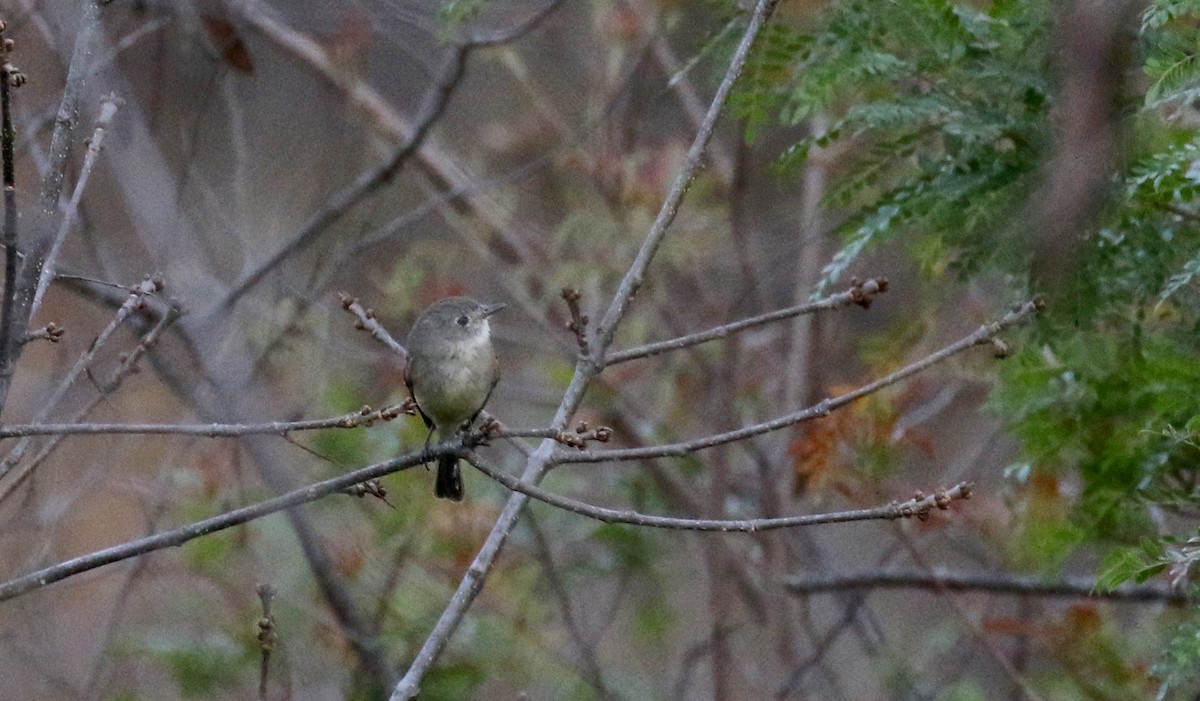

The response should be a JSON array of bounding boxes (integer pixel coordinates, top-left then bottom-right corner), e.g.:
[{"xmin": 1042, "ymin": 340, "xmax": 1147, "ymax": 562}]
[
  {"xmin": 30, "ymin": 93, "xmax": 122, "ymax": 317},
  {"xmin": 0, "ymin": 0, "xmax": 104, "ymax": 416},
  {"xmin": 0, "ymin": 444, "xmax": 447, "ymax": 603},
  {"xmin": 592, "ymin": 0, "xmax": 783, "ymax": 356},
  {"xmin": 0, "ymin": 276, "xmax": 163, "ymax": 482},
  {"xmin": 0, "ymin": 299, "xmax": 180, "ymax": 504},
  {"xmin": 390, "ymin": 2, "xmax": 783, "ymax": 698}
]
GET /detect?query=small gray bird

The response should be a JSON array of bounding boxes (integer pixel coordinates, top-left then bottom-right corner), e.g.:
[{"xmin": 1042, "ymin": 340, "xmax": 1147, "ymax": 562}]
[{"xmin": 404, "ymin": 297, "xmax": 504, "ymax": 501}]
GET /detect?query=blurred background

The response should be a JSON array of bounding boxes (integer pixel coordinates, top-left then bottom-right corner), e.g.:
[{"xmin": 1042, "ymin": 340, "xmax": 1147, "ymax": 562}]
[{"xmin": 0, "ymin": 0, "xmax": 1197, "ymax": 699}]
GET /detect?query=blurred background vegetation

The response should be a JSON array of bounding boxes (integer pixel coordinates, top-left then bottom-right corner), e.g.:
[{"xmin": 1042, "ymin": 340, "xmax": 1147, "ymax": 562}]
[{"xmin": 0, "ymin": 0, "xmax": 1199, "ymax": 699}]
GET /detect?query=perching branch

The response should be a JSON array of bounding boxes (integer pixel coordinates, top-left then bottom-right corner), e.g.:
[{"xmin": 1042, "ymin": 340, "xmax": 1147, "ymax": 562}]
[{"xmin": 559, "ymin": 299, "xmax": 1042, "ymax": 465}]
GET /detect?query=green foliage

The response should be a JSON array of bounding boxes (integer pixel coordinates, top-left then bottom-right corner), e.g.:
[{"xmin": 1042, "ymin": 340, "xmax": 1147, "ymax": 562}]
[
  {"xmin": 137, "ymin": 631, "xmax": 250, "ymax": 698},
  {"xmin": 730, "ymin": 0, "xmax": 1048, "ymax": 293},
  {"xmin": 438, "ymin": 0, "xmax": 489, "ymax": 29},
  {"xmin": 1154, "ymin": 622, "xmax": 1200, "ymax": 698},
  {"xmin": 1142, "ymin": 0, "xmax": 1200, "ymax": 109},
  {"xmin": 421, "ymin": 661, "xmax": 486, "ymax": 700},
  {"xmin": 726, "ymin": 0, "xmax": 1200, "ymax": 539},
  {"xmin": 719, "ymin": 0, "xmax": 1200, "ymax": 690}
]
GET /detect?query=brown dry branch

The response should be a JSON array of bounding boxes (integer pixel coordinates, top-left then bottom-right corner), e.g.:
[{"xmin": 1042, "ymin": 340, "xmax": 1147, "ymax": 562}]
[
  {"xmin": 561, "ymin": 287, "xmax": 590, "ymax": 357},
  {"xmin": 391, "ymin": 2, "xmax": 783, "ymax": 697},
  {"xmin": 0, "ymin": 0, "xmax": 103, "ymax": 416},
  {"xmin": 0, "ymin": 18, "xmax": 20, "ymax": 414}
]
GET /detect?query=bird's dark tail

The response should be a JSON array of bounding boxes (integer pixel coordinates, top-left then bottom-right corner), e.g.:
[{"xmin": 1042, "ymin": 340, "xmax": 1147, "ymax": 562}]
[{"xmin": 435, "ymin": 454, "xmax": 464, "ymax": 501}]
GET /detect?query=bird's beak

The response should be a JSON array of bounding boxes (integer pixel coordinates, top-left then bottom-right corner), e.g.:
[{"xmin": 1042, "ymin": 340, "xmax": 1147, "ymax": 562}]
[{"xmin": 481, "ymin": 302, "xmax": 507, "ymax": 318}]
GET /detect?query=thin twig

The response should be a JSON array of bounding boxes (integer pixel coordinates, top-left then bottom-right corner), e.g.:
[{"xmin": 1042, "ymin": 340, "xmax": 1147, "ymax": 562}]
[
  {"xmin": 0, "ymin": 27, "xmax": 20, "ymax": 412},
  {"xmin": 391, "ymin": 5, "xmax": 783, "ymax": 697},
  {"xmin": 592, "ymin": 0, "xmax": 783, "ymax": 355},
  {"xmin": 0, "ymin": 444, "xmax": 444, "ymax": 603},
  {"xmin": 525, "ymin": 513, "xmax": 616, "ymax": 701},
  {"xmin": 31, "ymin": 93, "xmax": 123, "ymax": 317},
  {"xmin": 560, "ymin": 300, "xmax": 1042, "ymax": 465},
  {"xmin": 783, "ymin": 569, "xmax": 1189, "ymax": 603},
  {"xmin": 561, "ymin": 287, "xmax": 590, "ymax": 358},
  {"xmin": 0, "ymin": 276, "xmax": 163, "ymax": 481},
  {"xmin": 604, "ymin": 277, "xmax": 887, "ymax": 365},
  {"xmin": 0, "ymin": 300, "xmax": 181, "ymax": 503},
  {"xmin": 21, "ymin": 321, "xmax": 63, "ymax": 345},
  {"xmin": 256, "ymin": 583, "xmax": 277, "ymax": 701},
  {"xmin": 339, "ymin": 293, "xmax": 406, "ymax": 358},
  {"xmin": 472, "ymin": 453, "xmax": 971, "ymax": 532}
]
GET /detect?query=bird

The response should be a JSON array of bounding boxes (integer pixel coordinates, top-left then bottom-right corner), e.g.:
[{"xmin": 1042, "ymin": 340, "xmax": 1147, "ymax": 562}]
[{"xmin": 404, "ymin": 296, "xmax": 504, "ymax": 501}]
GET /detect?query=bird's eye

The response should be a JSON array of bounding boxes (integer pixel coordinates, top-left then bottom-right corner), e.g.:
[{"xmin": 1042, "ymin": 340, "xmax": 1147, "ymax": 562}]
[{"xmin": 456, "ymin": 315, "xmax": 469, "ymax": 327}]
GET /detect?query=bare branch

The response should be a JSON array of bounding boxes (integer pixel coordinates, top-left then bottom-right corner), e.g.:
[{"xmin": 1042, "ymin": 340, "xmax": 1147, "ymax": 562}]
[
  {"xmin": 0, "ymin": 275, "xmax": 164, "ymax": 481},
  {"xmin": 31, "ymin": 93, "xmax": 123, "ymax": 317},
  {"xmin": 560, "ymin": 299, "xmax": 1042, "ymax": 465},
  {"xmin": 525, "ymin": 513, "xmax": 617, "ymax": 701},
  {"xmin": 0, "ymin": 445, "xmax": 445, "ymax": 603},
  {"xmin": 256, "ymin": 583, "xmax": 278, "ymax": 701},
  {"xmin": 0, "ymin": 403, "xmax": 411, "ymax": 439},
  {"xmin": 339, "ymin": 292, "xmax": 407, "ymax": 358},
  {"xmin": 0, "ymin": 23, "xmax": 21, "ymax": 412},
  {"xmin": 560, "ymin": 287, "xmax": 590, "ymax": 358},
  {"xmin": 21, "ymin": 321, "xmax": 63, "ymax": 345},
  {"xmin": 604, "ymin": 277, "xmax": 887, "ymax": 365},
  {"xmin": 592, "ymin": 0, "xmax": 783, "ymax": 354},
  {"xmin": 0, "ymin": 0, "xmax": 103, "ymax": 417},
  {"xmin": 0, "ymin": 298, "xmax": 181, "ymax": 503},
  {"xmin": 784, "ymin": 569, "xmax": 1191, "ymax": 603},
  {"xmin": 472, "ymin": 453, "xmax": 971, "ymax": 532}
]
